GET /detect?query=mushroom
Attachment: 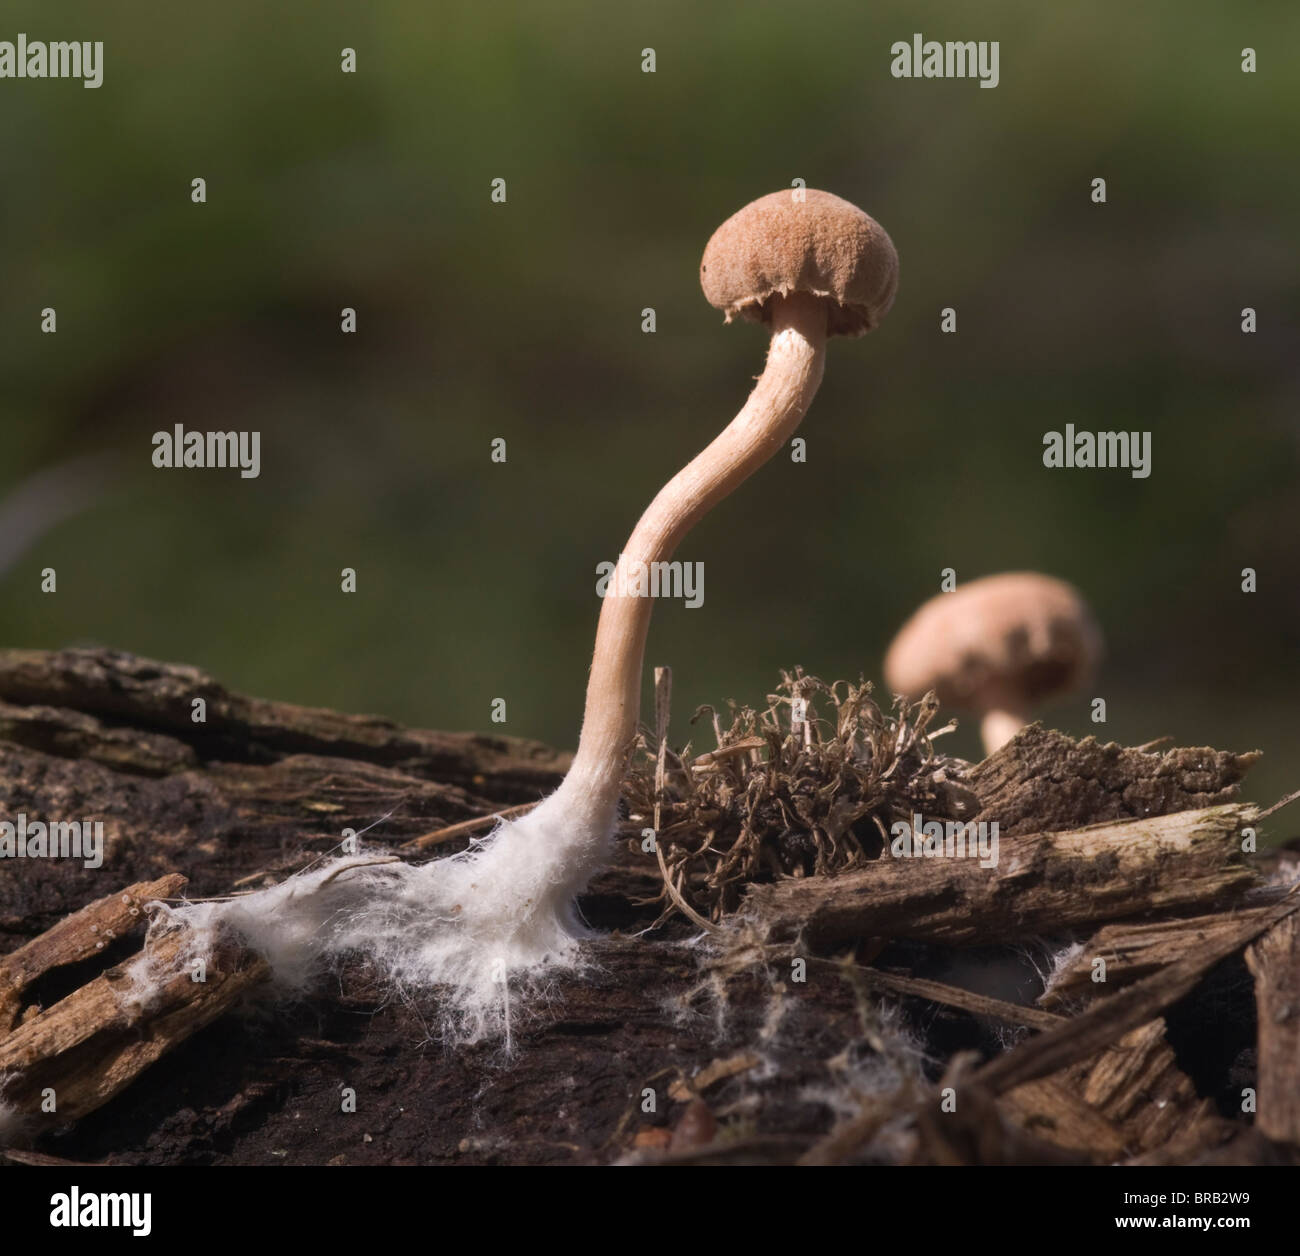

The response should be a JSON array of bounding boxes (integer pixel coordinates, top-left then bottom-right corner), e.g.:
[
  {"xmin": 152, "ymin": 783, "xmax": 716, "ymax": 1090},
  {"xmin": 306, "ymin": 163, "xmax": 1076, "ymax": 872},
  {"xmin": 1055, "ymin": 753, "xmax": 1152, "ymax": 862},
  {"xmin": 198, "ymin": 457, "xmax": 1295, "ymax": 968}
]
[
  {"xmin": 130, "ymin": 191, "xmax": 898, "ymax": 1044},
  {"xmin": 557, "ymin": 188, "xmax": 899, "ymax": 852},
  {"xmin": 883, "ymin": 572, "xmax": 1102, "ymax": 755},
  {"xmin": 439, "ymin": 189, "xmax": 896, "ymax": 1015}
]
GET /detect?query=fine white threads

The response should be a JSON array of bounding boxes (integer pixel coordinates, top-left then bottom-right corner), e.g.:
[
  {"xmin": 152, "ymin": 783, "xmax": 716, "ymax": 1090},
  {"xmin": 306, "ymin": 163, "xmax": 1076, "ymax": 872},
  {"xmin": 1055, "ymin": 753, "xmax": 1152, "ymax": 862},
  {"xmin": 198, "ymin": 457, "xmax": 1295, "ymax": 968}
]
[{"xmin": 124, "ymin": 790, "xmax": 614, "ymax": 1047}]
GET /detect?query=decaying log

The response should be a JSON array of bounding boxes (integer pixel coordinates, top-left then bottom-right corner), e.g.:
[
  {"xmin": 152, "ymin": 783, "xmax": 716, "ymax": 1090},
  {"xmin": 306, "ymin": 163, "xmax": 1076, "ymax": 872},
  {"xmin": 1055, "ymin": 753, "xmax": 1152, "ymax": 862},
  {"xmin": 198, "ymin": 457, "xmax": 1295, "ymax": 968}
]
[
  {"xmin": 0, "ymin": 648, "xmax": 1294, "ymax": 1166},
  {"xmin": 0, "ymin": 647, "xmax": 569, "ymax": 788},
  {"xmin": 1063, "ymin": 1020, "xmax": 1217, "ymax": 1155},
  {"xmin": 907, "ymin": 1062, "xmax": 1087, "ymax": 1167},
  {"xmin": 974, "ymin": 890, "xmax": 1300, "ymax": 1095},
  {"xmin": 839, "ymin": 964, "xmax": 1065, "ymax": 1032},
  {"xmin": 998, "ymin": 1076, "xmax": 1129, "ymax": 1159},
  {"xmin": 969, "ymin": 725, "xmax": 1260, "ymax": 836},
  {"xmin": 735, "ymin": 946, "xmax": 1066, "ymax": 1032},
  {"xmin": 747, "ymin": 805, "xmax": 1260, "ymax": 948},
  {"xmin": 0, "ymin": 874, "xmax": 184, "ymax": 1033},
  {"xmin": 0, "ymin": 916, "xmax": 268, "ymax": 1128},
  {"xmin": 1041, "ymin": 904, "xmax": 1280, "ymax": 1009},
  {"xmin": 1245, "ymin": 911, "xmax": 1300, "ymax": 1144},
  {"xmin": 0, "ymin": 648, "xmax": 570, "ymax": 948}
]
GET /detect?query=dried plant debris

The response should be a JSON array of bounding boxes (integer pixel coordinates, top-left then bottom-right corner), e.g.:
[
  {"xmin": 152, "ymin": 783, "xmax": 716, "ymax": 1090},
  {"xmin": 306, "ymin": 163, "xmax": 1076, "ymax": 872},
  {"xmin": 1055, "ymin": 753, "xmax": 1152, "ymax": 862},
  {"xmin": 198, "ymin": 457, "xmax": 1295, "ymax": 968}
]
[{"xmin": 625, "ymin": 669, "xmax": 976, "ymax": 922}]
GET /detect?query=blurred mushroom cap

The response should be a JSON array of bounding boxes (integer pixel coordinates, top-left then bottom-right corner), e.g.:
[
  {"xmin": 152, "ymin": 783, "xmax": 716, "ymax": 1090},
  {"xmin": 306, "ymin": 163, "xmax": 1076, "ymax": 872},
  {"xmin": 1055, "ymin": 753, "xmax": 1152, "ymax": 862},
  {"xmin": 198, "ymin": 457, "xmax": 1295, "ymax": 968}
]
[
  {"xmin": 884, "ymin": 573, "xmax": 1103, "ymax": 712},
  {"xmin": 700, "ymin": 189, "xmax": 898, "ymax": 337}
]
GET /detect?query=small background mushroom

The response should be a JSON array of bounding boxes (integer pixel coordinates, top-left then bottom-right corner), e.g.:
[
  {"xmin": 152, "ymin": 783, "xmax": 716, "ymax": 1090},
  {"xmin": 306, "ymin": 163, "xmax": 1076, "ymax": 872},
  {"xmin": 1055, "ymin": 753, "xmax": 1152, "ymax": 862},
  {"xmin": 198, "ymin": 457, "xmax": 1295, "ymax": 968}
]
[{"xmin": 883, "ymin": 572, "xmax": 1103, "ymax": 755}]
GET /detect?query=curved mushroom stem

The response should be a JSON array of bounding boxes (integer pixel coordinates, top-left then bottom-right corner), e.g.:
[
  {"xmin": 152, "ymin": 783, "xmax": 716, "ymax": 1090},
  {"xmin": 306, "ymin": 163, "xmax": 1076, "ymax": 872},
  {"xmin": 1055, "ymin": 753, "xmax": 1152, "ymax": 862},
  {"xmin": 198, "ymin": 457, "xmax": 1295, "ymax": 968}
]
[
  {"xmin": 552, "ymin": 291, "xmax": 829, "ymax": 852},
  {"xmin": 980, "ymin": 708, "xmax": 1031, "ymax": 756},
  {"xmin": 132, "ymin": 292, "xmax": 835, "ymax": 1047}
]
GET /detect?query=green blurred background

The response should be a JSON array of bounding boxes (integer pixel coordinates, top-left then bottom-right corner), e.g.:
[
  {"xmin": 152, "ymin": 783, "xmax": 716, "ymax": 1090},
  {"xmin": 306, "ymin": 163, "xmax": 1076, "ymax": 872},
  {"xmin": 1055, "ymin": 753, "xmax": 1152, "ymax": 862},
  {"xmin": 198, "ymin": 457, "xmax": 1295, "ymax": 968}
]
[{"xmin": 2, "ymin": 1, "xmax": 1297, "ymax": 806}]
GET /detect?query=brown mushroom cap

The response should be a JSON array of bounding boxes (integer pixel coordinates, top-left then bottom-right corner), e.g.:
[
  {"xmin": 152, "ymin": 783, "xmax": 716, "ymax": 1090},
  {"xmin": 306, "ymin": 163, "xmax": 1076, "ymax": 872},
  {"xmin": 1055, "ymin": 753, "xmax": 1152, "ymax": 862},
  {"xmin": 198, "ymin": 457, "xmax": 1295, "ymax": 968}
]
[
  {"xmin": 883, "ymin": 573, "xmax": 1102, "ymax": 712},
  {"xmin": 700, "ymin": 189, "xmax": 898, "ymax": 337}
]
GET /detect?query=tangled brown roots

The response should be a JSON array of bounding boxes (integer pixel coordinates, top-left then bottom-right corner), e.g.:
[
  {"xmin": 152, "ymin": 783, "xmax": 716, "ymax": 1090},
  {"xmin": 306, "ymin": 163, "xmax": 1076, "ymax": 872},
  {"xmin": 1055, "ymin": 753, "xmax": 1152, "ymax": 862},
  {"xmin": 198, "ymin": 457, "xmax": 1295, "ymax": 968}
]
[{"xmin": 625, "ymin": 669, "xmax": 977, "ymax": 924}]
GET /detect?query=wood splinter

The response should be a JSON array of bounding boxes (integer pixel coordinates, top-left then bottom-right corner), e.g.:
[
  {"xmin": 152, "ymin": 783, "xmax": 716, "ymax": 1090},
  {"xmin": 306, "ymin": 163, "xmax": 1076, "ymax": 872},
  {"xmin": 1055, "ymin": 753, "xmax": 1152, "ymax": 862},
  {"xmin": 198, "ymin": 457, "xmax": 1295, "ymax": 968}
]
[{"xmin": 0, "ymin": 875, "xmax": 267, "ymax": 1135}]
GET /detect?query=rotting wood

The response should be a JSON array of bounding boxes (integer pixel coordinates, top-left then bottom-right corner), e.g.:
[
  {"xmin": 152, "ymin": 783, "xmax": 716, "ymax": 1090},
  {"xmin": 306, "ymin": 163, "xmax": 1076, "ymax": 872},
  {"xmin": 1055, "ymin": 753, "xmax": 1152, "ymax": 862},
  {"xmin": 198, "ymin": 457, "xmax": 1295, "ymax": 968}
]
[
  {"xmin": 0, "ymin": 925, "xmax": 268, "ymax": 1128},
  {"xmin": 0, "ymin": 647, "xmax": 569, "ymax": 789},
  {"xmin": 974, "ymin": 889, "xmax": 1300, "ymax": 1095},
  {"xmin": 0, "ymin": 700, "xmax": 198, "ymax": 776},
  {"xmin": 1065, "ymin": 1019, "xmax": 1216, "ymax": 1155},
  {"xmin": 754, "ymin": 948, "xmax": 1066, "ymax": 1032},
  {"xmin": 0, "ymin": 647, "xmax": 1294, "ymax": 1166},
  {"xmin": 747, "ymin": 805, "xmax": 1259, "ymax": 948},
  {"xmin": 0, "ymin": 874, "xmax": 184, "ymax": 1032},
  {"xmin": 0, "ymin": 648, "xmax": 571, "ymax": 948},
  {"xmin": 1244, "ymin": 910, "xmax": 1300, "ymax": 1144},
  {"xmin": 908, "ymin": 1060, "xmax": 1088, "ymax": 1166},
  {"xmin": 999, "ymin": 1076, "xmax": 1128, "ymax": 1159},
  {"xmin": 969, "ymin": 725, "xmax": 1260, "ymax": 836},
  {"xmin": 1040, "ymin": 904, "xmax": 1280, "ymax": 1009},
  {"xmin": 800, "ymin": 1053, "xmax": 1087, "ymax": 1167}
]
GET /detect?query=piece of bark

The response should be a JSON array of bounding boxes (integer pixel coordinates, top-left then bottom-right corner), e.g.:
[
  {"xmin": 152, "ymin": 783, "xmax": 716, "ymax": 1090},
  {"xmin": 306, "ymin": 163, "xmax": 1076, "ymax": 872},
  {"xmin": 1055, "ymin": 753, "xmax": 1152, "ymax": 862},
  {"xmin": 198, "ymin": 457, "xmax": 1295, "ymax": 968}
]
[
  {"xmin": 801, "ymin": 1019, "xmax": 1202, "ymax": 1165},
  {"xmin": 0, "ymin": 874, "xmax": 184, "ymax": 1032},
  {"xmin": 974, "ymin": 891, "xmax": 1300, "ymax": 1096},
  {"xmin": 1041, "ymin": 905, "xmax": 1280, "ymax": 1009},
  {"xmin": 0, "ymin": 700, "xmax": 198, "ymax": 776},
  {"xmin": 906, "ymin": 1058, "xmax": 1087, "ymax": 1166},
  {"xmin": 748, "ymin": 805, "xmax": 1259, "ymax": 949},
  {"xmin": 716, "ymin": 898, "xmax": 1286, "ymax": 1166},
  {"xmin": 999, "ymin": 1077, "xmax": 1129, "ymax": 1159},
  {"xmin": 1244, "ymin": 911, "xmax": 1300, "ymax": 1143},
  {"xmin": 799, "ymin": 987, "xmax": 1208, "ymax": 1163},
  {"xmin": 1, "ymin": 1148, "xmax": 108, "ymax": 1167},
  {"xmin": 1068, "ymin": 1019, "xmax": 1216, "ymax": 1155},
  {"xmin": 970, "ymin": 725, "xmax": 1260, "ymax": 836},
  {"xmin": 793, "ymin": 954, "xmax": 1066, "ymax": 1031},
  {"xmin": 799, "ymin": 1071, "xmax": 1103, "ymax": 1167},
  {"xmin": 1127, "ymin": 1124, "xmax": 1296, "ymax": 1167},
  {"xmin": 0, "ymin": 926, "xmax": 268, "ymax": 1130},
  {"xmin": 0, "ymin": 648, "xmax": 569, "ymax": 790},
  {"xmin": 0, "ymin": 649, "xmax": 572, "ymax": 948}
]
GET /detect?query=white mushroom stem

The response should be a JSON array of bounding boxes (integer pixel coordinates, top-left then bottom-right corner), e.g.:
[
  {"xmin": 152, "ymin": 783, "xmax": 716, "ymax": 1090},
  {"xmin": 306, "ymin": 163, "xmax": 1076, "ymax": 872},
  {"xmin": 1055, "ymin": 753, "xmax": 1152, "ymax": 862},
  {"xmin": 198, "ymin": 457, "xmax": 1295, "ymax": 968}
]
[
  {"xmin": 115, "ymin": 292, "xmax": 834, "ymax": 1048},
  {"xmin": 550, "ymin": 290, "xmax": 829, "ymax": 865},
  {"xmin": 980, "ymin": 707, "xmax": 1031, "ymax": 756}
]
